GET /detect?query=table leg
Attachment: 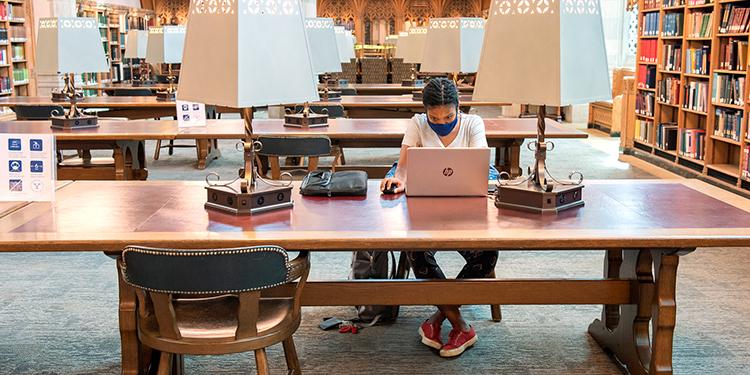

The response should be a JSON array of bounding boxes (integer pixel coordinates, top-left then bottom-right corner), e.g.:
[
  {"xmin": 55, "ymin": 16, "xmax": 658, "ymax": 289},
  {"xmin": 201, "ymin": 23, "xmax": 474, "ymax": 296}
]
[
  {"xmin": 117, "ymin": 257, "xmax": 144, "ymax": 375},
  {"xmin": 196, "ymin": 139, "xmax": 221, "ymax": 170},
  {"xmin": 588, "ymin": 248, "xmax": 694, "ymax": 375},
  {"xmin": 115, "ymin": 141, "xmax": 149, "ymax": 180}
]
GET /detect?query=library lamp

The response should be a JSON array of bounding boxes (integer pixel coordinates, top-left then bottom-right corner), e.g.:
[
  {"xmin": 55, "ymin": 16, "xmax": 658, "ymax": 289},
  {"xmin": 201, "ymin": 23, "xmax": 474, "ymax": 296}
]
[
  {"xmin": 395, "ymin": 27, "xmax": 428, "ymax": 87},
  {"xmin": 334, "ymin": 26, "xmax": 355, "ymax": 64},
  {"xmin": 177, "ymin": 0, "xmax": 319, "ymax": 215},
  {"xmin": 35, "ymin": 17, "xmax": 109, "ymax": 129},
  {"xmin": 420, "ymin": 18, "xmax": 485, "ymax": 83},
  {"xmin": 473, "ymin": 0, "xmax": 611, "ymax": 213},
  {"xmin": 303, "ymin": 17, "xmax": 342, "ymax": 106},
  {"xmin": 123, "ymin": 29, "xmax": 149, "ymax": 86},
  {"xmin": 145, "ymin": 25, "xmax": 186, "ymax": 101}
]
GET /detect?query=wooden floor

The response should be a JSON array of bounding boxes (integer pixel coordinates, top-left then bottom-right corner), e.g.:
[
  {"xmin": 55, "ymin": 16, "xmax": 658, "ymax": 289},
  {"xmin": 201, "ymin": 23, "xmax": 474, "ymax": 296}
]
[{"xmin": 1, "ymin": 121, "xmax": 748, "ymax": 374}]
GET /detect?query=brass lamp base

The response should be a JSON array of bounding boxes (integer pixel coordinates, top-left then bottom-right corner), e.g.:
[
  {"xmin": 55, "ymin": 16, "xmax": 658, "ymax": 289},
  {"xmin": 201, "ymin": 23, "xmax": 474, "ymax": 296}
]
[
  {"xmin": 205, "ymin": 180, "xmax": 294, "ymax": 215},
  {"xmin": 50, "ymin": 114, "xmax": 99, "ymax": 130},
  {"xmin": 156, "ymin": 91, "xmax": 176, "ymax": 101},
  {"xmin": 132, "ymin": 80, "xmax": 155, "ymax": 87},
  {"xmin": 319, "ymin": 90, "xmax": 342, "ymax": 101},
  {"xmin": 284, "ymin": 112, "xmax": 329, "ymax": 128},
  {"xmin": 402, "ymin": 79, "xmax": 424, "ymax": 87},
  {"xmin": 51, "ymin": 92, "xmax": 82, "ymax": 102},
  {"xmin": 495, "ymin": 183, "xmax": 584, "ymax": 214}
]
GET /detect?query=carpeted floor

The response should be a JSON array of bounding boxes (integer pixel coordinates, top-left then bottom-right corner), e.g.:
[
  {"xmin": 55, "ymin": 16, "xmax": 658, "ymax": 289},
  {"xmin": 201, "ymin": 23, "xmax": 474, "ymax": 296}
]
[{"xmin": 1, "ymin": 118, "xmax": 749, "ymax": 374}]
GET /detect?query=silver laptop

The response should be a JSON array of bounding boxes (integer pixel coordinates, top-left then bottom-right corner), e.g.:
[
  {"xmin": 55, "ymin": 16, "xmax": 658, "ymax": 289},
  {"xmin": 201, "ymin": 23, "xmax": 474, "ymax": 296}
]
[{"xmin": 406, "ymin": 147, "xmax": 491, "ymax": 197}]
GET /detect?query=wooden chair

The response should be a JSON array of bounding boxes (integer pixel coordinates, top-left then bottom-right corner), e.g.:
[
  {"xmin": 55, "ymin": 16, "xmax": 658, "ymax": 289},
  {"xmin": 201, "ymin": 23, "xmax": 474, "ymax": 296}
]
[
  {"xmin": 120, "ymin": 246, "xmax": 310, "ymax": 375},
  {"xmin": 256, "ymin": 136, "xmax": 341, "ymax": 179}
]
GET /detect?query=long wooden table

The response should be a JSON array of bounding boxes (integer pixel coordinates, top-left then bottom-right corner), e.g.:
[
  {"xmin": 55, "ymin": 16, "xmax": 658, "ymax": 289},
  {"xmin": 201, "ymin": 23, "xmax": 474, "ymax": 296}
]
[
  {"xmin": 1, "ymin": 179, "xmax": 749, "ymax": 374},
  {"xmin": 0, "ymin": 95, "xmax": 507, "ymax": 119},
  {"xmin": 81, "ymin": 83, "xmax": 475, "ymax": 96},
  {"xmin": 0, "ymin": 118, "xmax": 585, "ymax": 178}
]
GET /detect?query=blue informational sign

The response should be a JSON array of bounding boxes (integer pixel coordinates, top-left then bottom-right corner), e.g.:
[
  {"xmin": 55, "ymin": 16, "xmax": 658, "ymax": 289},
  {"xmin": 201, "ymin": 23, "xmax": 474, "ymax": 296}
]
[
  {"xmin": 30, "ymin": 160, "xmax": 43, "ymax": 173},
  {"xmin": 8, "ymin": 138, "xmax": 22, "ymax": 151},
  {"xmin": 30, "ymin": 139, "xmax": 44, "ymax": 152}
]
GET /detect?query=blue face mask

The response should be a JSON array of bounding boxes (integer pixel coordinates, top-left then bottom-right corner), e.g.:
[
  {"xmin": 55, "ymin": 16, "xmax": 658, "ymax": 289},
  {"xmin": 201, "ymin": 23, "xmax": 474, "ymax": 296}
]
[{"xmin": 427, "ymin": 111, "xmax": 459, "ymax": 137}]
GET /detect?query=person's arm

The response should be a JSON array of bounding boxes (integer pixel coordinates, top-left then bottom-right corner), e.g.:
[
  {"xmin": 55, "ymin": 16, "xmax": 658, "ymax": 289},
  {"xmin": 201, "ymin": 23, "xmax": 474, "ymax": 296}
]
[
  {"xmin": 468, "ymin": 116, "xmax": 489, "ymax": 148},
  {"xmin": 381, "ymin": 116, "xmax": 420, "ymax": 193}
]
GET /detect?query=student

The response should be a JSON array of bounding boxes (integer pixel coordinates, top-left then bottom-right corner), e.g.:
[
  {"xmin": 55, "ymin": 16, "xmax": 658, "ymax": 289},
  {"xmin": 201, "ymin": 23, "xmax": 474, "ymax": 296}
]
[{"xmin": 380, "ymin": 77, "xmax": 499, "ymax": 357}]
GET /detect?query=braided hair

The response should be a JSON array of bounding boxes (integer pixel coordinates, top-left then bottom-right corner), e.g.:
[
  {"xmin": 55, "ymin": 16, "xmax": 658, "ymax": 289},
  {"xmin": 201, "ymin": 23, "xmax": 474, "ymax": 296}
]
[{"xmin": 421, "ymin": 77, "xmax": 459, "ymax": 109}]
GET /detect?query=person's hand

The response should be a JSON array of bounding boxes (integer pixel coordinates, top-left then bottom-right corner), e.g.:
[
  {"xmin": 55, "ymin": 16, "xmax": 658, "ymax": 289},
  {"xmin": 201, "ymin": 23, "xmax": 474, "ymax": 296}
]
[{"xmin": 380, "ymin": 177, "xmax": 405, "ymax": 193}]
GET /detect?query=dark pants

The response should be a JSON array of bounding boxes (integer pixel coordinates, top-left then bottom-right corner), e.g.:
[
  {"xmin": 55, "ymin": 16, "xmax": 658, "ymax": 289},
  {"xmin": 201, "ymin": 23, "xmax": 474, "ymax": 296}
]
[{"xmin": 407, "ymin": 250, "xmax": 498, "ymax": 280}]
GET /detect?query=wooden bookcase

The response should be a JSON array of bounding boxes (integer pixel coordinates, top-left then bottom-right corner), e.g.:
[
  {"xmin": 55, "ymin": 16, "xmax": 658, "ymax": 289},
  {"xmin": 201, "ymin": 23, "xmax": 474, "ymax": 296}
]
[
  {"xmin": 0, "ymin": 0, "xmax": 35, "ymax": 98},
  {"xmin": 76, "ymin": 2, "xmax": 154, "ymax": 95},
  {"xmin": 632, "ymin": 0, "xmax": 750, "ymax": 192}
]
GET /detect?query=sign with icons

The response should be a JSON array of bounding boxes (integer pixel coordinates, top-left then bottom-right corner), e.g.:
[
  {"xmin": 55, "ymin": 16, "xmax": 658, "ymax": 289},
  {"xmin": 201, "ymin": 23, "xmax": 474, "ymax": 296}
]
[
  {"xmin": 0, "ymin": 134, "xmax": 55, "ymax": 201},
  {"xmin": 176, "ymin": 100, "xmax": 207, "ymax": 127}
]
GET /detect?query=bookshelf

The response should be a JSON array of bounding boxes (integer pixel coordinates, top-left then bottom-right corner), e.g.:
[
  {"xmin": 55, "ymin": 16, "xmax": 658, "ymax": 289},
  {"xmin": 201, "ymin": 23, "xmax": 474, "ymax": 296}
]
[
  {"xmin": 76, "ymin": 1, "xmax": 154, "ymax": 95},
  {"xmin": 0, "ymin": 0, "xmax": 34, "ymax": 97},
  {"xmin": 631, "ymin": 0, "xmax": 750, "ymax": 192}
]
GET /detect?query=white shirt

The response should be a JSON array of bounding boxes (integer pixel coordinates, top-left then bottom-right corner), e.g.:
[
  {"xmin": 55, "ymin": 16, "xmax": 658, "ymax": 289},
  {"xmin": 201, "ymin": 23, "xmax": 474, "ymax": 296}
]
[{"xmin": 402, "ymin": 113, "xmax": 488, "ymax": 148}]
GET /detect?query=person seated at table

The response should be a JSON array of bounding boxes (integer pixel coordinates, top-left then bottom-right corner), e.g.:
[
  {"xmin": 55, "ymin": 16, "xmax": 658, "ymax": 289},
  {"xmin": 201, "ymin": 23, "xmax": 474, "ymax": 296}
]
[{"xmin": 380, "ymin": 77, "xmax": 498, "ymax": 358}]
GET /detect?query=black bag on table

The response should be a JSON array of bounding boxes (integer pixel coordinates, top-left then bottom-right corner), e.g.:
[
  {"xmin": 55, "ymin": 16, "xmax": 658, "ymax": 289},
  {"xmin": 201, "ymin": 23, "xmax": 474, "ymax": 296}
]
[{"xmin": 300, "ymin": 170, "xmax": 368, "ymax": 197}]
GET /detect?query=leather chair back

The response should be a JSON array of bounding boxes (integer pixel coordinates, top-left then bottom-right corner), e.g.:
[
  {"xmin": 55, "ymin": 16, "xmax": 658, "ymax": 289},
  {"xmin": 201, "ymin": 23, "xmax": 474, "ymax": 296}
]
[
  {"xmin": 14, "ymin": 105, "xmax": 65, "ymax": 120},
  {"xmin": 122, "ymin": 246, "xmax": 289, "ymax": 294},
  {"xmin": 257, "ymin": 136, "xmax": 332, "ymax": 158}
]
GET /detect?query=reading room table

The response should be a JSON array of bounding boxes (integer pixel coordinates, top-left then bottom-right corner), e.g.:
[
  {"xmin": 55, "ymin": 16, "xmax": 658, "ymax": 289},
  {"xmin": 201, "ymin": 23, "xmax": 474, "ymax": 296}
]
[
  {"xmin": 0, "ymin": 117, "xmax": 585, "ymax": 179},
  {"xmin": 0, "ymin": 179, "xmax": 748, "ymax": 374}
]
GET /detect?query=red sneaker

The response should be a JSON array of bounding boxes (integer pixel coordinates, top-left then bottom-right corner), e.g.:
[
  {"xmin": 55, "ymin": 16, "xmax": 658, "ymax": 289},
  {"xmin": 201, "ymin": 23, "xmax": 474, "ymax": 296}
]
[
  {"xmin": 439, "ymin": 326, "xmax": 477, "ymax": 357},
  {"xmin": 418, "ymin": 320, "xmax": 443, "ymax": 350}
]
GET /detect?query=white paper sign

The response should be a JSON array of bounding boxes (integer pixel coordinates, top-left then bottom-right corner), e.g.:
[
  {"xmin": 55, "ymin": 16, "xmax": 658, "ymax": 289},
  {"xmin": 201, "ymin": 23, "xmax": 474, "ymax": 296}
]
[
  {"xmin": 176, "ymin": 100, "xmax": 207, "ymax": 127},
  {"xmin": 0, "ymin": 134, "xmax": 56, "ymax": 202}
]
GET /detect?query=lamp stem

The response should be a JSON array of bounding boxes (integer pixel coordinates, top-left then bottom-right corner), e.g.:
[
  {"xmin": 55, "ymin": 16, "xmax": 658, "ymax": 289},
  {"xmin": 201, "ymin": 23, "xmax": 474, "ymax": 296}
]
[
  {"xmin": 241, "ymin": 107, "xmax": 256, "ymax": 194},
  {"xmin": 66, "ymin": 73, "xmax": 83, "ymax": 119},
  {"xmin": 532, "ymin": 105, "xmax": 552, "ymax": 192},
  {"xmin": 167, "ymin": 63, "xmax": 175, "ymax": 93}
]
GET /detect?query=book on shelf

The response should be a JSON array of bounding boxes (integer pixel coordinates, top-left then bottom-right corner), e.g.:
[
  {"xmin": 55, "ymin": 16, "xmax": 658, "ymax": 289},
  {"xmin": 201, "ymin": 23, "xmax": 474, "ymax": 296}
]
[
  {"xmin": 10, "ymin": 25, "xmax": 26, "ymax": 42},
  {"xmin": 0, "ymin": 49, "xmax": 6, "ymax": 65},
  {"xmin": 719, "ymin": 5, "xmax": 750, "ymax": 34},
  {"xmin": 636, "ymin": 119, "xmax": 655, "ymax": 143},
  {"xmin": 662, "ymin": 13, "xmax": 684, "ymax": 37},
  {"xmin": 642, "ymin": 13, "xmax": 660, "ymax": 37},
  {"xmin": 657, "ymin": 122, "xmax": 678, "ymax": 150},
  {"xmin": 0, "ymin": 28, "xmax": 7, "ymax": 43},
  {"xmin": 638, "ymin": 65, "xmax": 657, "ymax": 89},
  {"xmin": 687, "ymin": 11, "xmax": 713, "ymax": 38},
  {"xmin": 0, "ymin": 76, "xmax": 10, "ymax": 93},
  {"xmin": 719, "ymin": 38, "xmax": 747, "ymax": 70},
  {"xmin": 11, "ymin": 45, "xmax": 23, "ymax": 61},
  {"xmin": 714, "ymin": 108, "xmax": 743, "ymax": 141},
  {"xmin": 663, "ymin": 0, "xmax": 684, "ymax": 7},
  {"xmin": 8, "ymin": 3, "xmax": 24, "ymax": 21},
  {"xmin": 742, "ymin": 145, "xmax": 750, "ymax": 179},
  {"xmin": 686, "ymin": 46, "xmax": 710, "ymax": 75},
  {"xmin": 680, "ymin": 129, "xmax": 707, "ymax": 160},
  {"xmin": 12, "ymin": 67, "xmax": 28, "ymax": 82},
  {"xmin": 645, "ymin": 0, "xmax": 659, "ymax": 9},
  {"xmin": 662, "ymin": 43, "xmax": 682, "ymax": 71},
  {"xmin": 636, "ymin": 91, "xmax": 655, "ymax": 117},
  {"xmin": 640, "ymin": 39, "xmax": 658, "ymax": 63},
  {"xmin": 683, "ymin": 80, "xmax": 709, "ymax": 113},
  {"xmin": 713, "ymin": 73, "xmax": 745, "ymax": 106},
  {"xmin": 658, "ymin": 76, "xmax": 681, "ymax": 105},
  {"xmin": 687, "ymin": 0, "xmax": 711, "ymax": 5}
]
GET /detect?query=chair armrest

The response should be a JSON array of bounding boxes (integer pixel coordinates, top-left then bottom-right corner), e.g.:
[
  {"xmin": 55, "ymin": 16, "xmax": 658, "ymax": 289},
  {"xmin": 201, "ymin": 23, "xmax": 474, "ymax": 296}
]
[{"xmin": 287, "ymin": 251, "xmax": 310, "ymax": 282}]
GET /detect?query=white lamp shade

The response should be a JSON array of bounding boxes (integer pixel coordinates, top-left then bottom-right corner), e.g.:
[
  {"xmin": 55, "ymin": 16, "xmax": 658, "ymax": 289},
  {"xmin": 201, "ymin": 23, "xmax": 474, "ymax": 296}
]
[
  {"xmin": 146, "ymin": 25, "xmax": 186, "ymax": 64},
  {"xmin": 177, "ymin": 0, "xmax": 319, "ymax": 108},
  {"xmin": 305, "ymin": 18, "xmax": 342, "ymax": 74},
  {"xmin": 334, "ymin": 26, "xmax": 355, "ymax": 63},
  {"xmin": 396, "ymin": 27, "xmax": 427, "ymax": 64},
  {"xmin": 36, "ymin": 17, "xmax": 109, "ymax": 74},
  {"xmin": 420, "ymin": 18, "xmax": 485, "ymax": 74},
  {"xmin": 394, "ymin": 31, "xmax": 409, "ymax": 59},
  {"xmin": 473, "ymin": 0, "xmax": 611, "ymax": 106},
  {"xmin": 124, "ymin": 29, "xmax": 148, "ymax": 59}
]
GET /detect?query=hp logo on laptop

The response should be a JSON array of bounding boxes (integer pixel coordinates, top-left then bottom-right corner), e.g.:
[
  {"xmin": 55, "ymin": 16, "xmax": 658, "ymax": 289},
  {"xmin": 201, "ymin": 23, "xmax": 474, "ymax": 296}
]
[{"xmin": 442, "ymin": 167, "xmax": 454, "ymax": 177}]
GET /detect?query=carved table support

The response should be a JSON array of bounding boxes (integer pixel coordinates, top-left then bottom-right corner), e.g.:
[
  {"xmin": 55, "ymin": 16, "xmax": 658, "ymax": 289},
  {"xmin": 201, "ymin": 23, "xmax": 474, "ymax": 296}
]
[{"xmin": 589, "ymin": 248, "xmax": 694, "ymax": 375}]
